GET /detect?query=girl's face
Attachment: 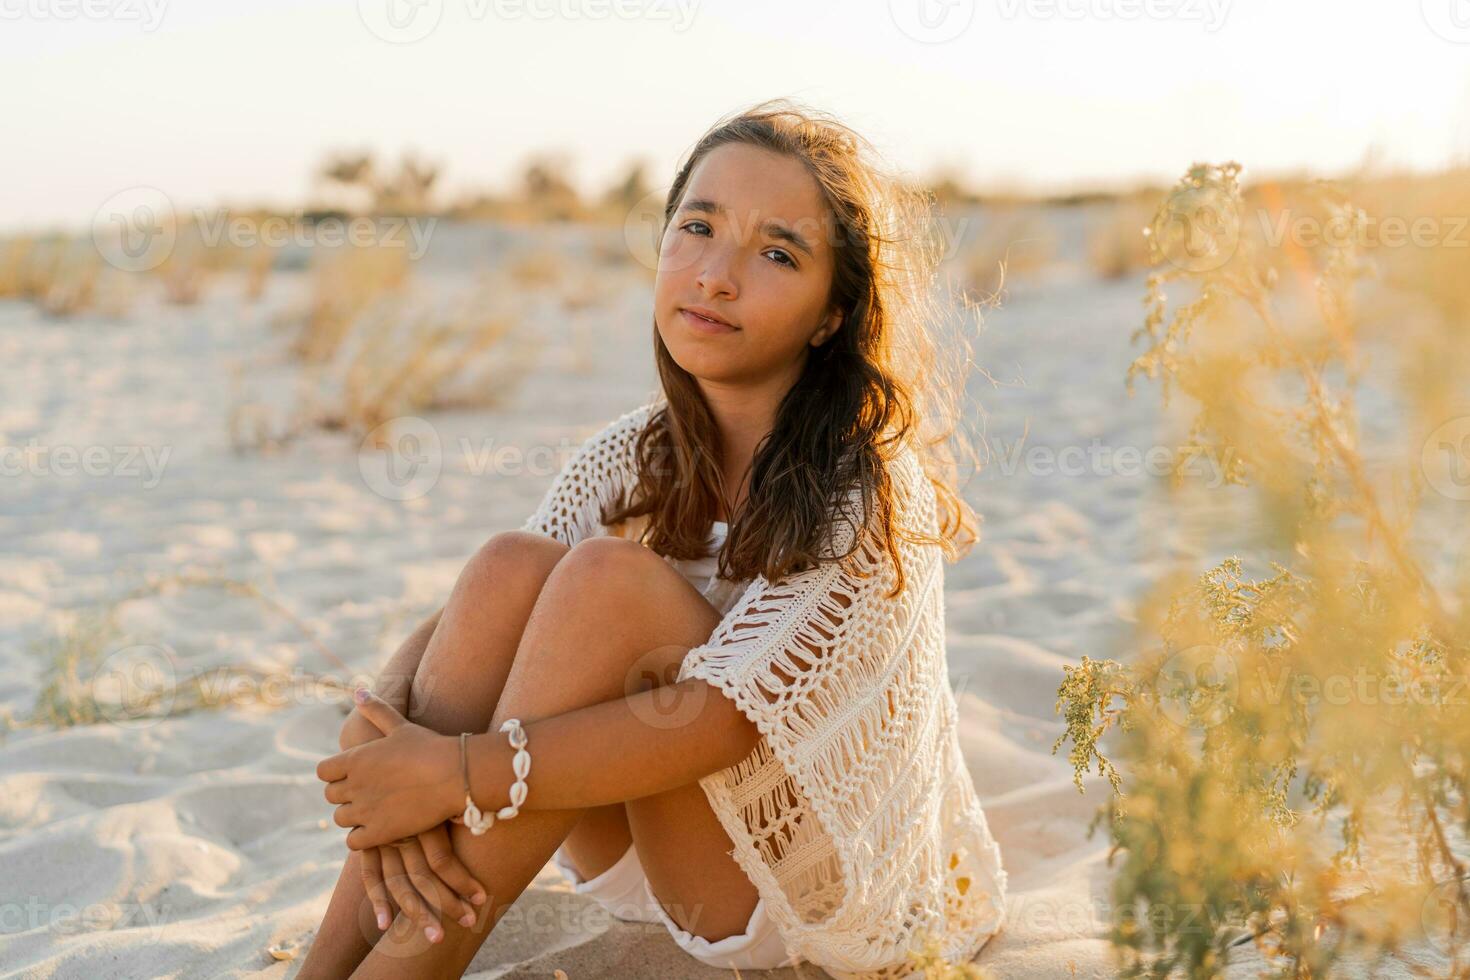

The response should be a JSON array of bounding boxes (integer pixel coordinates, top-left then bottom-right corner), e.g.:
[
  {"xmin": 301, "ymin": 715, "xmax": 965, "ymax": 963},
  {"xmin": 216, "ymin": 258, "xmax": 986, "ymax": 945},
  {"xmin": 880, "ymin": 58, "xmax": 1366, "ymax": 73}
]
[{"xmin": 654, "ymin": 143, "xmax": 844, "ymax": 387}]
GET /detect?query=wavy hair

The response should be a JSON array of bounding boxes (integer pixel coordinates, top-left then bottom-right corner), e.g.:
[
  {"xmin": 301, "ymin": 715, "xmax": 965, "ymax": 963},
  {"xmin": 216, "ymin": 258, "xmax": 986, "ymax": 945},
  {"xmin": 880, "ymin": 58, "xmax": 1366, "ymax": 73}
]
[{"xmin": 602, "ymin": 98, "xmax": 982, "ymax": 599}]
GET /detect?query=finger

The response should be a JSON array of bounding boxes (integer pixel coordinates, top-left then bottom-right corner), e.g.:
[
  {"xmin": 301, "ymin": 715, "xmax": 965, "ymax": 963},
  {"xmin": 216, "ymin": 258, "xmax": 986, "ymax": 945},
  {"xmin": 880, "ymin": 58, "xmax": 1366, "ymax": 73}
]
[
  {"xmin": 381, "ymin": 846, "xmax": 444, "ymax": 943},
  {"xmin": 346, "ymin": 823, "xmax": 393, "ymax": 851},
  {"xmin": 316, "ymin": 750, "xmax": 351, "ymax": 783},
  {"xmin": 359, "ymin": 847, "xmax": 395, "ymax": 933},
  {"xmin": 352, "ymin": 689, "xmax": 407, "ymax": 735},
  {"xmin": 379, "ymin": 847, "xmax": 428, "ymax": 936},
  {"xmin": 419, "ymin": 827, "xmax": 487, "ymax": 910},
  {"xmin": 324, "ymin": 779, "xmax": 351, "ymax": 805},
  {"xmin": 400, "ymin": 842, "xmax": 477, "ymax": 929}
]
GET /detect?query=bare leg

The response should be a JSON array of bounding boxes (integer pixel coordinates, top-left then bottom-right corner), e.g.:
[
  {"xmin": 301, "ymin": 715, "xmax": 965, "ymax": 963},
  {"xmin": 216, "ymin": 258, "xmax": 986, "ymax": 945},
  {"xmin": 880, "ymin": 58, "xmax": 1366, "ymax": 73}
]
[
  {"xmin": 346, "ymin": 536, "xmax": 727, "ymax": 979},
  {"xmin": 297, "ymin": 531, "xmax": 569, "ymax": 979}
]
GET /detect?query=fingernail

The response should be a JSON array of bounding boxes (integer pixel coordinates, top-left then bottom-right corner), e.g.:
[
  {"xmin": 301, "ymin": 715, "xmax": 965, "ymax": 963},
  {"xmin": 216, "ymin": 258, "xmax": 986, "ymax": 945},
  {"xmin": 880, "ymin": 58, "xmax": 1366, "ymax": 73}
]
[
  {"xmin": 376, "ymin": 910, "xmax": 389, "ymax": 930},
  {"xmin": 354, "ymin": 688, "xmax": 369, "ymax": 703},
  {"xmin": 459, "ymin": 912, "xmax": 475, "ymax": 927},
  {"xmin": 425, "ymin": 924, "xmax": 442, "ymax": 942},
  {"xmin": 472, "ymin": 893, "xmax": 486, "ymax": 905}
]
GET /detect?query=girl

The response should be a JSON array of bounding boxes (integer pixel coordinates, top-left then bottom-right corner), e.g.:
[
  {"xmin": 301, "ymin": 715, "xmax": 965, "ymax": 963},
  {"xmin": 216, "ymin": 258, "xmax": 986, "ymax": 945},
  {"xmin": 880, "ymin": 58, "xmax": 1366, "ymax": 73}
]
[{"xmin": 302, "ymin": 99, "xmax": 1007, "ymax": 979}]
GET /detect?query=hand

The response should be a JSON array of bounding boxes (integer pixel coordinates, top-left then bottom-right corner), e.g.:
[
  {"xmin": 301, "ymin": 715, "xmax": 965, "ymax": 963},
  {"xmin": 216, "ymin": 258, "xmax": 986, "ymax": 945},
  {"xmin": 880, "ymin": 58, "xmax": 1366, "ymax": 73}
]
[
  {"xmin": 361, "ymin": 822, "xmax": 487, "ymax": 944},
  {"xmin": 338, "ymin": 696, "xmax": 488, "ymax": 943},
  {"xmin": 338, "ymin": 702, "xmax": 390, "ymax": 751},
  {"xmin": 317, "ymin": 690, "xmax": 462, "ymax": 850}
]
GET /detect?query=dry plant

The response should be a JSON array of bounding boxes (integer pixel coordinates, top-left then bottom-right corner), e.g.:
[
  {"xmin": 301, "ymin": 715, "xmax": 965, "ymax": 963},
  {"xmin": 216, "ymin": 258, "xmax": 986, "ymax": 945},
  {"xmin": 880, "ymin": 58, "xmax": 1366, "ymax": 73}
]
[
  {"xmin": 156, "ymin": 237, "xmax": 208, "ymax": 306},
  {"xmin": 226, "ymin": 361, "xmax": 315, "ymax": 454},
  {"xmin": 241, "ymin": 243, "xmax": 275, "ymax": 301},
  {"xmin": 0, "ymin": 236, "xmax": 64, "ymax": 302},
  {"xmin": 1344, "ymin": 167, "xmax": 1470, "ymax": 435},
  {"xmin": 0, "ymin": 237, "xmax": 33, "ymax": 298},
  {"xmin": 317, "ymin": 149, "xmax": 441, "ymax": 215},
  {"xmin": 508, "ymin": 247, "xmax": 563, "ymax": 289},
  {"xmin": 0, "ymin": 236, "xmax": 143, "ymax": 318},
  {"xmin": 327, "ymin": 290, "xmax": 523, "ymax": 435},
  {"xmin": 255, "ymin": 276, "xmax": 536, "ymax": 443},
  {"xmin": 234, "ymin": 246, "xmax": 536, "ymax": 448},
  {"xmin": 1053, "ymin": 162, "xmax": 1470, "ymax": 978},
  {"xmin": 901, "ymin": 929, "xmax": 1001, "ymax": 977},
  {"xmin": 290, "ymin": 243, "xmax": 411, "ymax": 363},
  {"xmin": 37, "ymin": 241, "xmax": 102, "ymax": 316},
  {"xmin": 8, "ymin": 570, "xmax": 354, "ymax": 733},
  {"xmin": 1087, "ymin": 197, "xmax": 1156, "ymax": 279},
  {"xmin": 0, "ymin": 219, "xmax": 273, "ymax": 316},
  {"xmin": 162, "ymin": 212, "xmax": 283, "ymax": 305}
]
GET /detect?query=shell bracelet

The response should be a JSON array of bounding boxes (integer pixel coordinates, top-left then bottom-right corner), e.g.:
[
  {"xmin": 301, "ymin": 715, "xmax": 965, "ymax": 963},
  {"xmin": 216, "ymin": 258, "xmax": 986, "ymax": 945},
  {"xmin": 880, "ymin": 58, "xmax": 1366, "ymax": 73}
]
[{"xmin": 461, "ymin": 720, "xmax": 531, "ymax": 836}]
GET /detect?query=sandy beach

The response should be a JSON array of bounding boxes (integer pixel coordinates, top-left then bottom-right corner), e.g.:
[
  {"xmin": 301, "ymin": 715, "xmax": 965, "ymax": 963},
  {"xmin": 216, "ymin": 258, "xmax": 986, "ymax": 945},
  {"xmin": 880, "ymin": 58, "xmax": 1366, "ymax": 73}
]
[{"xmin": 0, "ymin": 212, "xmax": 1446, "ymax": 979}]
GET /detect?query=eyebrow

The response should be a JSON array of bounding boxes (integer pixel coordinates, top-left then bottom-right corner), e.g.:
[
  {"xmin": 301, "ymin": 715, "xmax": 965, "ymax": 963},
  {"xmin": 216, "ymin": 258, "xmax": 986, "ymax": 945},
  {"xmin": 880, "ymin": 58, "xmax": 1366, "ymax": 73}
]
[{"xmin": 679, "ymin": 197, "xmax": 816, "ymax": 258}]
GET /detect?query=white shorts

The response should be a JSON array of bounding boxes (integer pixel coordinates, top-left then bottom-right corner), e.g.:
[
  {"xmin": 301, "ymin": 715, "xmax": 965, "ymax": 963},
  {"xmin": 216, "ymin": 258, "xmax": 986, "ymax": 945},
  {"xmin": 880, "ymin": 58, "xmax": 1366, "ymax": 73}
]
[{"xmin": 551, "ymin": 841, "xmax": 802, "ymax": 972}]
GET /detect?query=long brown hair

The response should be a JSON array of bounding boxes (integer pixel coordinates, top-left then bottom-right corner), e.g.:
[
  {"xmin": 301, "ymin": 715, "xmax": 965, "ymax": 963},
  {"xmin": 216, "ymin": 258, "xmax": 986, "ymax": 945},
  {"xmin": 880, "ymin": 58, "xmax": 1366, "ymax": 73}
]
[{"xmin": 603, "ymin": 98, "xmax": 981, "ymax": 599}]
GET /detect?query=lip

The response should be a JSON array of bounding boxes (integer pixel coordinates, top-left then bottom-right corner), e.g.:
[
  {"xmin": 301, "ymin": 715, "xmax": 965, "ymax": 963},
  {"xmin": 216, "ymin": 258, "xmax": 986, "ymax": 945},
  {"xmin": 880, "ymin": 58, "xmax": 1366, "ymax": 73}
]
[{"xmin": 681, "ymin": 307, "xmax": 739, "ymax": 333}]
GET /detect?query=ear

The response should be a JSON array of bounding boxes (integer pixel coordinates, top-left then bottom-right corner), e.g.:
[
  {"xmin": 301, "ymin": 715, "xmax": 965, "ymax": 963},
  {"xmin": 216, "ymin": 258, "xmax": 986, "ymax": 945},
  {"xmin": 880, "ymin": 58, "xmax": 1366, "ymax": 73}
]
[{"xmin": 810, "ymin": 308, "xmax": 843, "ymax": 349}]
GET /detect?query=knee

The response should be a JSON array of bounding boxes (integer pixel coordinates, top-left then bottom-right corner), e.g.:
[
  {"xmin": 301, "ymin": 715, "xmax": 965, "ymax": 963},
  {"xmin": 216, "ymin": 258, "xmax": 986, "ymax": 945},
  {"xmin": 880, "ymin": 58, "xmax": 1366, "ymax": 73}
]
[
  {"xmin": 551, "ymin": 536, "xmax": 659, "ymax": 597},
  {"xmin": 459, "ymin": 529, "xmax": 566, "ymax": 596}
]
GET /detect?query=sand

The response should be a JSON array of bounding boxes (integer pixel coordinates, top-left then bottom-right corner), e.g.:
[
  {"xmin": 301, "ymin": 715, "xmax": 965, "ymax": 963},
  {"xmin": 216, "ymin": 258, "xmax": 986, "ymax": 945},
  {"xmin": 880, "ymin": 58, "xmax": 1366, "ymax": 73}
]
[{"xmin": 1, "ymin": 215, "xmax": 1444, "ymax": 978}]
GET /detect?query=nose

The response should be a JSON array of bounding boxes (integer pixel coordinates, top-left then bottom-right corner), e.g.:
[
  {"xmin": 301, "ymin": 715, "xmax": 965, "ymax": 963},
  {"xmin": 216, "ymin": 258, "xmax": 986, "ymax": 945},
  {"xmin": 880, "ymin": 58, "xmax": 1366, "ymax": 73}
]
[{"xmin": 695, "ymin": 245, "xmax": 738, "ymax": 299}]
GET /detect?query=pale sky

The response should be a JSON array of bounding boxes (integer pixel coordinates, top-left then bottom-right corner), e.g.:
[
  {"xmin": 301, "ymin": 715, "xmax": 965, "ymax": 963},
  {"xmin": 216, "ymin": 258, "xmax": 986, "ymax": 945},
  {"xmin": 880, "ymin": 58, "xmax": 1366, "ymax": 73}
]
[{"xmin": 3, "ymin": 0, "xmax": 1469, "ymax": 232}]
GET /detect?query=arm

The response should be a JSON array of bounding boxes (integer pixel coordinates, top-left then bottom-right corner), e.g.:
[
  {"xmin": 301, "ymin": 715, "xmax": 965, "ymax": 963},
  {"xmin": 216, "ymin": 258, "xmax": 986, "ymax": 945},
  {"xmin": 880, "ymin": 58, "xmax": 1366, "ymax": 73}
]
[
  {"xmin": 319, "ymin": 677, "xmax": 762, "ymax": 849},
  {"xmin": 472, "ymin": 466, "xmax": 892, "ymax": 813},
  {"xmin": 377, "ymin": 605, "xmax": 443, "ymax": 712},
  {"xmin": 338, "ymin": 606, "xmax": 442, "ymax": 750},
  {"xmin": 460, "ymin": 678, "xmax": 762, "ymax": 813}
]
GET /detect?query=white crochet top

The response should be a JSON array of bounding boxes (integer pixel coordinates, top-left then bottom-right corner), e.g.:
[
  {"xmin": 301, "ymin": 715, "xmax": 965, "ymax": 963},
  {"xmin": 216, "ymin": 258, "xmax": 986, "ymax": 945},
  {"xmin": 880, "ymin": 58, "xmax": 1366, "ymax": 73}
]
[
  {"xmin": 662, "ymin": 519, "xmax": 750, "ymax": 612},
  {"xmin": 521, "ymin": 400, "xmax": 1008, "ymax": 978}
]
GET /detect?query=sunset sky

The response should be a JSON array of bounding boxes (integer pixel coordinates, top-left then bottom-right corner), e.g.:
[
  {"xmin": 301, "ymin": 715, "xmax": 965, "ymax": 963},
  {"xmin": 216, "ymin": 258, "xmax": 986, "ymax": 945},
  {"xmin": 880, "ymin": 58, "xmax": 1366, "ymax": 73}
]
[{"xmin": 4, "ymin": 0, "xmax": 1468, "ymax": 231}]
